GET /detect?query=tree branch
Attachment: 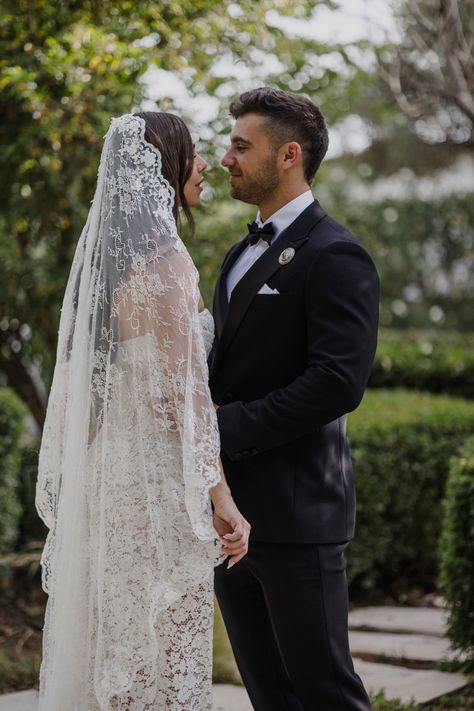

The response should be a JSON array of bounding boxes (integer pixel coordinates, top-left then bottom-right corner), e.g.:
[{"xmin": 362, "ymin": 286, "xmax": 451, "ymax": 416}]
[
  {"xmin": 379, "ymin": 0, "xmax": 474, "ymax": 144},
  {"xmin": 449, "ymin": 0, "xmax": 473, "ymax": 59},
  {"xmin": 0, "ymin": 331, "xmax": 46, "ymax": 431}
]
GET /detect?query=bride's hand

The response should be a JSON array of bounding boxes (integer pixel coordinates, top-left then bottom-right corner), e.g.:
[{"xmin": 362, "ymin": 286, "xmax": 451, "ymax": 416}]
[{"xmin": 212, "ymin": 494, "xmax": 251, "ymax": 569}]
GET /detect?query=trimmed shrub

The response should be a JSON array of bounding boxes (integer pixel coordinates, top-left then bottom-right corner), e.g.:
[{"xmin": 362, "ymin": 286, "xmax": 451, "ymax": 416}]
[
  {"xmin": 439, "ymin": 436, "xmax": 474, "ymax": 669},
  {"xmin": 370, "ymin": 693, "xmax": 418, "ymax": 711},
  {"xmin": 0, "ymin": 387, "xmax": 27, "ymax": 554},
  {"xmin": 371, "ymin": 329, "xmax": 474, "ymax": 399},
  {"xmin": 16, "ymin": 444, "xmax": 47, "ymax": 546},
  {"xmin": 347, "ymin": 389, "xmax": 474, "ymax": 596}
]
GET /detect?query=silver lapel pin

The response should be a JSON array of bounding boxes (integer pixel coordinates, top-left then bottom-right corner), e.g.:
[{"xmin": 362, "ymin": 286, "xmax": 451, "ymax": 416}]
[{"xmin": 278, "ymin": 247, "xmax": 295, "ymax": 265}]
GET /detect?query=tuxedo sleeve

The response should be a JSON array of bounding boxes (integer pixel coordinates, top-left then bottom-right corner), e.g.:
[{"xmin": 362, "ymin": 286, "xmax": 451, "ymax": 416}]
[{"xmin": 216, "ymin": 240, "xmax": 380, "ymax": 461}]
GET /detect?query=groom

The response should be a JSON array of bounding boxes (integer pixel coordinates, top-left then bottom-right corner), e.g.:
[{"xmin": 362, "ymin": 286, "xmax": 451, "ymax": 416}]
[{"xmin": 209, "ymin": 87, "xmax": 379, "ymax": 710}]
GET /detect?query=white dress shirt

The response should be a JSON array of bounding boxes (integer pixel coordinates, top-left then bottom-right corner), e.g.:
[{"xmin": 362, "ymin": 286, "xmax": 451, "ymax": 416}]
[{"xmin": 226, "ymin": 190, "xmax": 314, "ymax": 300}]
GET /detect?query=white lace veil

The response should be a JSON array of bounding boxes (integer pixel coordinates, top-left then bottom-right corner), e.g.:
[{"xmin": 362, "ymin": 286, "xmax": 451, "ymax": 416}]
[{"xmin": 35, "ymin": 114, "xmax": 223, "ymax": 710}]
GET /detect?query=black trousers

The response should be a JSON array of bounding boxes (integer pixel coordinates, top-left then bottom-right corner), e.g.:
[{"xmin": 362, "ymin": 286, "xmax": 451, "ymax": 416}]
[{"xmin": 214, "ymin": 541, "xmax": 372, "ymax": 711}]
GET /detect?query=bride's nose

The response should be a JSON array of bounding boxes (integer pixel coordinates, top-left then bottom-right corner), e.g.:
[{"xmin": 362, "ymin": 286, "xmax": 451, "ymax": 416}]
[{"xmin": 197, "ymin": 155, "xmax": 208, "ymax": 173}]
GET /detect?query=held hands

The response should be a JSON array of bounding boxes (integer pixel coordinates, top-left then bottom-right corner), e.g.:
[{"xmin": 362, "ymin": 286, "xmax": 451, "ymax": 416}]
[{"xmin": 212, "ymin": 489, "xmax": 251, "ymax": 569}]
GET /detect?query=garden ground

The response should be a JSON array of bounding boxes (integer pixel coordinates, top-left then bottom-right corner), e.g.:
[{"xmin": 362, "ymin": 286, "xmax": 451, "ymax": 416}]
[{"xmin": 2, "ymin": 582, "xmax": 472, "ymax": 711}]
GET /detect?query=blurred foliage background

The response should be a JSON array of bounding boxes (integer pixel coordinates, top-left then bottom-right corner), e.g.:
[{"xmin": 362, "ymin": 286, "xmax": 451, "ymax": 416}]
[
  {"xmin": 0, "ymin": 0, "xmax": 473, "ymax": 697},
  {"xmin": 1, "ymin": 0, "xmax": 473, "ymax": 430}
]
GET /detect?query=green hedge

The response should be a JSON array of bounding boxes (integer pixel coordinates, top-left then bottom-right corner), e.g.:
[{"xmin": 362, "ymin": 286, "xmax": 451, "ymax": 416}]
[
  {"xmin": 439, "ymin": 436, "xmax": 474, "ymax": 669},
  {"xmin": 370, "ymin": 329, "xmax": 474, "ymax": 399},
  {"xmin": 0, "ymin": 387, "xmax": 27, "ymax": 554},
  {"xmin": 16, "ymin": 445, "xmax": 47, "ymax": 546},
  {"xmin": 347, "ymin": 389, "xmax": 474, "ymax": 596}
]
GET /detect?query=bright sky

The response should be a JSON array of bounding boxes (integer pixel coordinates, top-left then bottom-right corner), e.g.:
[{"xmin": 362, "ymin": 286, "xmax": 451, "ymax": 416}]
[
  {"xmin": 266, "ymin": 0, "xmax": 398, "ymax": 44},
  {"xmin": 140, "ymin": 0, "xmax": 399, "ymax": 157}
]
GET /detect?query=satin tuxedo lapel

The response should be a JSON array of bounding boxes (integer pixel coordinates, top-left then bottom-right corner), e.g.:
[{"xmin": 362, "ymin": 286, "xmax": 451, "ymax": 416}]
[
  {"xmin": 213, "ymin": 239, "xmax": 248, "ymax": 339},
  {"xmin": 213, "ymin": 200, "xmax": 326, "ymax": 371}
]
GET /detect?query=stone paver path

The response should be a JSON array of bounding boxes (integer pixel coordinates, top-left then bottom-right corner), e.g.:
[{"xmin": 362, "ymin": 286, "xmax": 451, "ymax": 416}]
[
  {"xmin": 354, "ymin": 659, "xmax": 467, "ymax": 705},
  {"xmin": 347, "ymin": 606, "xmax": 468, "ymax": 704},
  {"xmin": 349, "ymin": 605, "xmax": 447, "ymax": 636},
  {"xmin": 350, "ymin": 629, "xmax": 459, "ymax": 663},
  {"xmin": 0, "ymin": 690, "xmax": 36, "ymax": 711},
  {"xmin": 213, "ymin": 684, "xmax": 252, "ymax": 710}
]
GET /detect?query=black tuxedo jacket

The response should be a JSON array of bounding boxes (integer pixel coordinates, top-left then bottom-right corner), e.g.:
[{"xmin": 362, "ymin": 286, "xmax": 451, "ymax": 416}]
[{"xmin": 209, "ymin": 200, "xmax": 380, "ymax": 543}]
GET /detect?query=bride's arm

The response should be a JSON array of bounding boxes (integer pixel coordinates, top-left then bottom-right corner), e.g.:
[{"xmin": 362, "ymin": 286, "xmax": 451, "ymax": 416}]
[
  {"xmin": 210, "ymin": 462, "xmax": 251, "ymax": 569},
  {"xmin": 115, "ymin": 244, "xmax": 250, "ymax": 563}
]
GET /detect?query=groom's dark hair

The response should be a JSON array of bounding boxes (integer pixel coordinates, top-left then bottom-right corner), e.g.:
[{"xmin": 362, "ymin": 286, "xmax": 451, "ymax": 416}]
[{"xmin": 229, "ymin": 87, "xmax": 329, "ymax": 183}]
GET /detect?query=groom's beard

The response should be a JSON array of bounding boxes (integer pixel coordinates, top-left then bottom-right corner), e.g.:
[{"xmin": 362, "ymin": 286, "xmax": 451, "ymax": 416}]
[{"xmin": 229, "ymin": 154, "xmax": 279, "ymax": 206}]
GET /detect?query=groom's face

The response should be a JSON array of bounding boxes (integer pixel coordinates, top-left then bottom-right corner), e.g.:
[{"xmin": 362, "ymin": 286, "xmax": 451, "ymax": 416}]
[{"xmin": 221, "ymin": 113, "xmax": 280, "ymax": 205}]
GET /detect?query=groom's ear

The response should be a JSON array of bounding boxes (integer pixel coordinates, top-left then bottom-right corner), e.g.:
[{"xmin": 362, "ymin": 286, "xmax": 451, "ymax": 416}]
[{"xmin": 280, "ymin": 141, "xmax": 303, "ymax": 171}]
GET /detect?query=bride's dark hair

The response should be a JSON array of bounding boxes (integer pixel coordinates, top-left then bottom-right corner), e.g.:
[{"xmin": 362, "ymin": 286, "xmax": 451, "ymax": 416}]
[{"xmin": 134, "ymin": 111, "xmax": 195, "ymax": 233}]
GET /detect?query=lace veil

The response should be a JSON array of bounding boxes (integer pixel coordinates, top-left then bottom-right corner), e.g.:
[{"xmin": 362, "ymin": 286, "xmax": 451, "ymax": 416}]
[{"xmin": 35, "ymin": 114, "xmax": 223, "ymax": 710}]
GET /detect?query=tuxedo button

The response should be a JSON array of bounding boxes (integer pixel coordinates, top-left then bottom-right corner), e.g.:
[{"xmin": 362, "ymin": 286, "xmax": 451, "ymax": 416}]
[
  {"xmin": 234, "ymin": 453, "xmax": 243, "ymax": 461},
  {"xmin": 250, "ymin": 448, "xmax": 257, "ymax": 455}
]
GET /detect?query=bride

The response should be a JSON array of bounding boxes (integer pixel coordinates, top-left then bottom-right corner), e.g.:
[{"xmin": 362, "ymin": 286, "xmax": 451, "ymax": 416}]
[{"xmin": 35, "ymin": 111, "xmax": 250, "ymax": 711}]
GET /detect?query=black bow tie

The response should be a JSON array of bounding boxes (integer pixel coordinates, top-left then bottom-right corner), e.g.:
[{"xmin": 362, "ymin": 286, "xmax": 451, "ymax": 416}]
[{"xmin": 246, "ymin": 221, "xmax": 275, "ymax": 246}]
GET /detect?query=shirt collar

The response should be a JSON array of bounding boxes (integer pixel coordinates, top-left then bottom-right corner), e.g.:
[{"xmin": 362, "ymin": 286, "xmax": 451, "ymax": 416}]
[{"xmin": 255, "ymin": 189, "xmax": 314, "ymax": 239}]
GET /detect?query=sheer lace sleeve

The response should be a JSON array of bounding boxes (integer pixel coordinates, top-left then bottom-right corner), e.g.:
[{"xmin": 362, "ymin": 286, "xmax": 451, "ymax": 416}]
[
  {"xmin": 112, "ymin": 242, "xmax": 222, "ymax": 538},
  {"xmin": 198, "ymin": 308, "xmax": 215, "ymax": 359}
]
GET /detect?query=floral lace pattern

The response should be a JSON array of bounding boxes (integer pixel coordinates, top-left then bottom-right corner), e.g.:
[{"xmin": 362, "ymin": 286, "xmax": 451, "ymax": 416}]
[{"xmin": 36, "ymin": 114, "xmax": 222, "ymax": 711}]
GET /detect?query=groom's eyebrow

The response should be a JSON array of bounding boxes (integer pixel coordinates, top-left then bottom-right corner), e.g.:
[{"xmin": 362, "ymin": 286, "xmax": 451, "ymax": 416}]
[{"xmin": 231, "ymin": 135, "xmax": 252, "ymax": 146}]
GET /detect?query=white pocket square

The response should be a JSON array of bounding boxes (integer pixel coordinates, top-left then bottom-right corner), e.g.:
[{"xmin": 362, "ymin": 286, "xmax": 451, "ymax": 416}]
[{"xmin": 257, "ymin": 283, "xmax": 280, "ymax": 295}]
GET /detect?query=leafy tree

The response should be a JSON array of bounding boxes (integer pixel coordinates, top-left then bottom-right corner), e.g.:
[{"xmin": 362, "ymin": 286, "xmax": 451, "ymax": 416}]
[
  {"xmin": 379, "ymin": 0, "xmax": 474, "ymax": 150},
  {"xmin": 314, "ymin": 1, "xmax": 474, "ymax": 178},
  {"xmin": 326, "ymin": 190, "xmax": 474, "ymax": 332}
]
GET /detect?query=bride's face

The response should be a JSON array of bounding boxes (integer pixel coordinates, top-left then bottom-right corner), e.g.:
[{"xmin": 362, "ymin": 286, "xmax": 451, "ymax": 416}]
[{"xmin": 183, "ymin": 149, "xmax": 208, "ymax": 207}]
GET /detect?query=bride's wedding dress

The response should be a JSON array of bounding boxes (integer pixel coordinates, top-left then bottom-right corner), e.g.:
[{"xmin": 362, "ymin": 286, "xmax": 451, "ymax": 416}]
[
  {"xmin": 85, "ymin": 310, "xmax": 217, "ymax": 711},
  {"xmin": 36, "ymin": 115, "xmax": 223, "ymax": 711},
  {"xmin": 95, "ymin": 310, "xmax": 218, "ymax": 711}
]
